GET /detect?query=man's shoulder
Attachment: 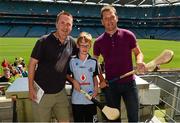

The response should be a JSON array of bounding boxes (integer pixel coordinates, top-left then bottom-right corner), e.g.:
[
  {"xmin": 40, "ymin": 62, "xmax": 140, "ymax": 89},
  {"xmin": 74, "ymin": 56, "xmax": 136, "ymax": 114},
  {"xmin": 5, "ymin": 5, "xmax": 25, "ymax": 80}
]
[
  {"xmin": 37, "ymin": 33, "xmax": 51, "ymax": 43},
  {"xmin": 67, "ymin": 36, "xmax": 76, "ymax": 46},
  {"xmin": 68, "ymin": 35, "xmax": 75, "ymax": 42},
  {"xmin": 95, "ymin": 33, "xmax": 106, "ymax": 42},
  {"xmin": 119, "ymin": 28, "xmax": 135, "ymax": 36}
]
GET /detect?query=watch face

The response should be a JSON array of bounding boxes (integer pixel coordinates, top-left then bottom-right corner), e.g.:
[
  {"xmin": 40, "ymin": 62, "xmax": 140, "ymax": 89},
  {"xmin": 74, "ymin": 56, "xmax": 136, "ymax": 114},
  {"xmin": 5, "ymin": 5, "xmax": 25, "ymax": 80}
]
[{"xmin": 80, "ymin": 74, "xmax": 87, "ymax": 81}]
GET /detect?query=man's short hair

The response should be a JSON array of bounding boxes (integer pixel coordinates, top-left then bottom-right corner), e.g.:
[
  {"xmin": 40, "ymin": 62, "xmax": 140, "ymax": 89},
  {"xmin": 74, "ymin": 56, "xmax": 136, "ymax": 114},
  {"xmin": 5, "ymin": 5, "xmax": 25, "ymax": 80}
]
[
  {"xmin": 56, "ymin": 11, "xmax": 73, "ymax": 24},
  {"xmin": 101, "ymin": 5, "xmax": 117, "ymax": 18}
]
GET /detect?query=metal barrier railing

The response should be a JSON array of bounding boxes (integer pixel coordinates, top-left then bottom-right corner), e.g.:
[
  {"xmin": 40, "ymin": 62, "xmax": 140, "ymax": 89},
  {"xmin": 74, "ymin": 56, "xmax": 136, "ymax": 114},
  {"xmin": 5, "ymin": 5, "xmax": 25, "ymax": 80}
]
[{"xmin": 140, "ymin": 74, "xmax": 180, "ymax": 123}]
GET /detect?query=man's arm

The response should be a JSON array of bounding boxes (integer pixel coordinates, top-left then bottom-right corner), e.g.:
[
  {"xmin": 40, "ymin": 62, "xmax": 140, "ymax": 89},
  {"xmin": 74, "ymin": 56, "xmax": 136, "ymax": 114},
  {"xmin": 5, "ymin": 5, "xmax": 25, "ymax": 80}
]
[
  {"xmin": 92, "ymin": 76, "xmax": 98, "ymax": 98},
  {"xmin": 132, "ymin": 43, "xmax": 146, "ymax": 74},
  {"xmin": 28, "ymin": 57, "xmax": 38, "ymax": 101}
]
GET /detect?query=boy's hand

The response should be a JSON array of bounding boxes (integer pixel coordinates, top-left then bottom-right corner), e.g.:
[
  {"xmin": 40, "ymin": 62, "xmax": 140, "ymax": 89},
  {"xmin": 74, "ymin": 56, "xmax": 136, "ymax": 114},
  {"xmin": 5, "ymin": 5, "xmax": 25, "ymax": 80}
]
[{"xmin": 92, "ymin": 89, "xmax": 98, "ymax": 98}]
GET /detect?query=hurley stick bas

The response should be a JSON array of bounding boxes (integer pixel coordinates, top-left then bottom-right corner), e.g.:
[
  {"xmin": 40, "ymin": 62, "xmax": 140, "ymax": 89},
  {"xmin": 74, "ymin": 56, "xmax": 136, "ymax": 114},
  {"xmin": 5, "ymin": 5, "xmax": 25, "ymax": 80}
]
[
  {"xmin": 80, "ymin": 90, "xmax": 120, "ymax": 121},
  {"xmin": 109, "ymin": 49, "xmax": 174, "ymax": 83}
]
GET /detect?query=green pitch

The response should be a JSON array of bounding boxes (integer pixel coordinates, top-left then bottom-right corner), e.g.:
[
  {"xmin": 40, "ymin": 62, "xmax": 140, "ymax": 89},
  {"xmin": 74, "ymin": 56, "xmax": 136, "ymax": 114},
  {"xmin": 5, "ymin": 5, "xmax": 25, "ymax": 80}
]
[
  {"xmin": 0, "ymin": 38, "xmax": 180, "ymax": 73},
  {"xmin": 138, "ymin": 39, "xmax": 180, "ymax": 68},
  {"xmin": 0, "ymin": 37, "xmax": 37, "ymax": 66}
]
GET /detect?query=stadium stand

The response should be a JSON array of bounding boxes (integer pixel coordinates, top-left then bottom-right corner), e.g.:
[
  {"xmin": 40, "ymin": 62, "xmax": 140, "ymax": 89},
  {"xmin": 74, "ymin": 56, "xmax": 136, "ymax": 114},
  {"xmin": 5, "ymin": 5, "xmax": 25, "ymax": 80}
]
[
  {"xmin": 0, "ymin": 0, "xmax": 180, "ymax": 40},
  {"xmin": 6, "ymin": 26, "xmax": 28, "ymax": 37},
  {"xmin": 0, "ymin": 25, "xmax": 11, "ymax": 37},
  {"xmin": 26, "ymin": 26, "xmax": 47, "ymax": 37}
]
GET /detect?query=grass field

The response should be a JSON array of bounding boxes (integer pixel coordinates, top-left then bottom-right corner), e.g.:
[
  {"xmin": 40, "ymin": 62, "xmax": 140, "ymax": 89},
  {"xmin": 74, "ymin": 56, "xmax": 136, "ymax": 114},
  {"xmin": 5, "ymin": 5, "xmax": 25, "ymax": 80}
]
[
  {"xmin": 137, "ymin": 39, "xmax": 180, "ymax": 68},
  {"xmin": 0, "ymin": 38, "xmax": 180, "ymax": 73}
]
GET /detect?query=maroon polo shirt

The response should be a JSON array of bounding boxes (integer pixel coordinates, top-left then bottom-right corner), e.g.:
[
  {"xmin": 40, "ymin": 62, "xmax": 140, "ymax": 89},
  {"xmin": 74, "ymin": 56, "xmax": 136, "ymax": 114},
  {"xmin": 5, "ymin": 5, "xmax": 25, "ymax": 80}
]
[{"xmin": 93, "ymin": 28, "xmax": 137, "ymax": 83}]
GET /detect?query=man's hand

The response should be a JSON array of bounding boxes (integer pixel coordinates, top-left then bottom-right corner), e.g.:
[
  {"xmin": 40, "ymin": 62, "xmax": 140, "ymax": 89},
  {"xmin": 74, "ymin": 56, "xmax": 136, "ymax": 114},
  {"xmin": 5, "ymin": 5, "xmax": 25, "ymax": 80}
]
[
  {"xmin": 29, "ymin": 87, "xmax": 37, "ymax": 101},
  {"xmin": 98, "ymin": 73, "xmax": 109, "ymax": 89},
  {"xmin": 136, "ymin": 62, "xmax": 146, "ymax": 74},
  {"xmin": 99, "ymin": 79, "xmax": 109, "ymax": 89}
]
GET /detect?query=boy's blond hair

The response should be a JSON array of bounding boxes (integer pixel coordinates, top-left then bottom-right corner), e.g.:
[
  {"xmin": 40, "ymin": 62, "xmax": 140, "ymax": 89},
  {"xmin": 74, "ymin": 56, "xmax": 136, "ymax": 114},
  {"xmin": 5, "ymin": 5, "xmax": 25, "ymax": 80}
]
[{"xmin": 77, "ymin": 32, "xmax": 92, "ymax": 47}]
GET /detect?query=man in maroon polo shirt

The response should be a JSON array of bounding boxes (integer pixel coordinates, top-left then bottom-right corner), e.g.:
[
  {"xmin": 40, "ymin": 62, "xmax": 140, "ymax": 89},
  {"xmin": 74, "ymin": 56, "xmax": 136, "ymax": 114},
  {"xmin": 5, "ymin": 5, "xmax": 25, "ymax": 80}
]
[{"xmin": 93, "ymin": 5, "xmax": 146, "ymax": 122}]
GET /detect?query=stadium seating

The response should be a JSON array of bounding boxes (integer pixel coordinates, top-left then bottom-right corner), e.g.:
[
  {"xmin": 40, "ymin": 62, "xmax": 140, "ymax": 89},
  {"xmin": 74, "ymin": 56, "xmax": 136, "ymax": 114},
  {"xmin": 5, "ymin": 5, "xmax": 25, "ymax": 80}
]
[
  {"xmin": 0, "ymin": 1, "xmax": 180, "ymax": 40},
  {"xmin": 0, "ymin": 25, "xmax": 11, "ymax": 37},
  {"xmin": 6, "ymin": 26, "xmax": 28, "ymax": 37},
  {"xmin": 26, "ymin": 26, "xmax": 47, "ymax": 37}
]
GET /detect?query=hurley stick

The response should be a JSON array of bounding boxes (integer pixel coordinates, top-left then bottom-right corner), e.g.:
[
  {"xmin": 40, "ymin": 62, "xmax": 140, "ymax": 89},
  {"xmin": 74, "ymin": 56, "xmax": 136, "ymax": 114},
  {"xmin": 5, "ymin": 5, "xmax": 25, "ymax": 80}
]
[
  {"xmin": 109, "ymin": 49, "xmax": 174, "ymax": 83},
  {"xmin": 145, "ymin": 49, "xmax": 174, "ymax": 71},
  {"xmin": 80, "ymin": 90, "xmax": 120, "ymax": 120}
]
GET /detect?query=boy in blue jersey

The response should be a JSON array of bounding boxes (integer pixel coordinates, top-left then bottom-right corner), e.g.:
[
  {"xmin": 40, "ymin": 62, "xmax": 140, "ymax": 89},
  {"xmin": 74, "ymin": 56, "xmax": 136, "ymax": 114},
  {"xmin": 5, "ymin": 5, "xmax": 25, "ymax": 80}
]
[{"xmin": 67, "ymin": 32, "xmax": 99, "ymax": 122}]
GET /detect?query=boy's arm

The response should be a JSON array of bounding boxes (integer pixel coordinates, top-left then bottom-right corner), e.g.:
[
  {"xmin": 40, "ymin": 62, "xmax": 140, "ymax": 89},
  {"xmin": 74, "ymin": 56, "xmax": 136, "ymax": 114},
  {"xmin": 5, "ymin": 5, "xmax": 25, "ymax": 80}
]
[
  {"xmin": 66, "ymin": 59, "xmax": 81, "ymax": 92},
  {"xmin": 66, "ymin": 75, "xmax": 81, "ymax": 92}
]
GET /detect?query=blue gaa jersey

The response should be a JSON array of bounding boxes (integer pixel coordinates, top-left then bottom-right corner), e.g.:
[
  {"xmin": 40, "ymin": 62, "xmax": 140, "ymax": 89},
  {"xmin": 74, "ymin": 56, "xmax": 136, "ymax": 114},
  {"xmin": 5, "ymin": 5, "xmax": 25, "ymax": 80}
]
[{"xmin": 68, "ymin": 54, "xmax": 99, "ymax": 105}]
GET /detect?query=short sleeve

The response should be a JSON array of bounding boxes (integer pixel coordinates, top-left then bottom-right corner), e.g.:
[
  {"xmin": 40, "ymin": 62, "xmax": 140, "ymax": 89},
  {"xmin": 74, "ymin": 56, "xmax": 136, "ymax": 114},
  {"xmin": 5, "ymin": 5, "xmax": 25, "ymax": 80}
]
[
  {"xmin": 31, "ymin": 39, "xmax": 44, "ymax": 60},
  {"xmin": 128, "ymin": 31, "xmax": 137, "ymax": 49},
  {"xmin": 93, "ymin": 40, "xmax": 101, "ymax": 57},
  {"xmin": 67, "ymin": 59, "xmax": 73, "ymax": 75},
  {"xmin": 93, "ymin": 59, "xmax": 99, "ymax": 77}
]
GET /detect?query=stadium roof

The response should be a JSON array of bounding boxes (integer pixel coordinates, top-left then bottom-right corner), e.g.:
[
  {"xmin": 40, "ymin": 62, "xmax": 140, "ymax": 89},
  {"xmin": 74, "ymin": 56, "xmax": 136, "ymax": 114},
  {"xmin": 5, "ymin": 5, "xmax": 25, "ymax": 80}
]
[{"xmin": 12, "ymin": 0, "xmax": 180, "ymax": 6}]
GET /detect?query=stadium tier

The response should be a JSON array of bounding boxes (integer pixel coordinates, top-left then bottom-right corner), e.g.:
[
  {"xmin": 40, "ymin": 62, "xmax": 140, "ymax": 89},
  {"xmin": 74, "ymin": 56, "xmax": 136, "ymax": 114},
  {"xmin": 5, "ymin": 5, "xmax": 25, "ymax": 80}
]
[{"xmin": 0, "ymin": 1, "xmax": 180, "ymax": 40}]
